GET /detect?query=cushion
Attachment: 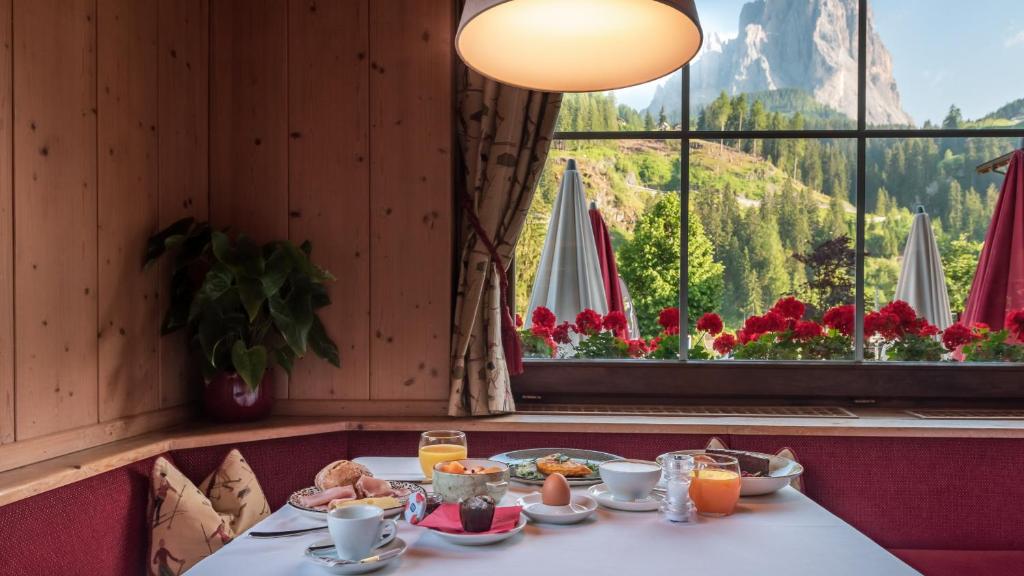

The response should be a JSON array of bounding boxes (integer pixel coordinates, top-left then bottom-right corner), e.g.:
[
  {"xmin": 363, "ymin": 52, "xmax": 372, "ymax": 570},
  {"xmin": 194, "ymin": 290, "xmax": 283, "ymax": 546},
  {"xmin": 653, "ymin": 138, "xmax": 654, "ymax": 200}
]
[{"xmin": 148, "ymin": 449, "xmax": 269, "ymax": 575}]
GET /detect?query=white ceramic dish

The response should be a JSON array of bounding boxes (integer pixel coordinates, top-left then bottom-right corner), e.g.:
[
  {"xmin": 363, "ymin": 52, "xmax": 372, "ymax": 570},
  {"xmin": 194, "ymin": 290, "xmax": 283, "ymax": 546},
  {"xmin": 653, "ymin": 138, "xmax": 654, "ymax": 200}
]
[
  {"xmin": 587, "ymin": 483, "xmax": 662, "ymax": 512},
  {"xmin": 304, "ymin": 537, "xmax": 406, "ymax": 574},
  {"xmin": 287, "ymin": 482, "xmax": 424, "ymax": 520},
  {"xmin": 598, "ymin": 459, "xmax": 662, "ymax": 502},
  {"xmin": 517, "ymin": 492, "xmax": 597, "ymax": 524},
  {"xmin": 425, "ymin": 514, "xmax": 528, "ymax": 546},
  {"xmin": 655, "ymin": 450, "xmax": 804, "ymax": 496}
]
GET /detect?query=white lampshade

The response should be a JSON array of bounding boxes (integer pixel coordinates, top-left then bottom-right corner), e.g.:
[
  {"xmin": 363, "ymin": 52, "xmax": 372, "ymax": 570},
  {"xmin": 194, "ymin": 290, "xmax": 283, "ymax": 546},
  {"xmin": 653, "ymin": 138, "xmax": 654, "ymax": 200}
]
[{"xmin": 456, "ymin": 0, "xmax": 703, "ymax": 93}]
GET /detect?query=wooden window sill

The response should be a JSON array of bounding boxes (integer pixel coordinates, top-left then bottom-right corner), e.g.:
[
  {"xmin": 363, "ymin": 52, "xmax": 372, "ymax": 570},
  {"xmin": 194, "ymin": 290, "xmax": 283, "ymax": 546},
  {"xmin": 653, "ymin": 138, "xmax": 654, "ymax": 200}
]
[{"xmin": 3, "ymin": 411, "xmax": 1024, "ymax": 507}]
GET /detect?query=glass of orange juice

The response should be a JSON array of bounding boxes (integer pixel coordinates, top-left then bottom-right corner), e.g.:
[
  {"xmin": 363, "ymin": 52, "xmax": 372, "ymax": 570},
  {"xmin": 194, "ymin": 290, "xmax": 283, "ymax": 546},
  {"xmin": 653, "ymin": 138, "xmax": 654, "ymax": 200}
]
[
  {"xmin": 689, "ymin": 453, "xmax": 741, "ymax": 517},
  {"xmin": 418, "ymin": 430, "xmax": 467, "ymax": 480}
]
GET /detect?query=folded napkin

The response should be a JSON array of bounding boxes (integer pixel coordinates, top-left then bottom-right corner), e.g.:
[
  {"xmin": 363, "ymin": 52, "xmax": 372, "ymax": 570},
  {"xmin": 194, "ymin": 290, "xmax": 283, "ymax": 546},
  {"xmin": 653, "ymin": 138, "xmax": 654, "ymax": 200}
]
[{"xmin": 419, "ymin": 504, "xmax": 522, "ymax": 535}]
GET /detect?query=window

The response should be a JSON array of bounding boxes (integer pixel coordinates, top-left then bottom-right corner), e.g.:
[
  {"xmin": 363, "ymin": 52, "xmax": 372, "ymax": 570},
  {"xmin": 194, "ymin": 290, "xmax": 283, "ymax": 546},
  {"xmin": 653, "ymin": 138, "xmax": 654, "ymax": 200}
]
[{"xmin": 512, "ymin": 0, "xmax": 1024, "ymax": 399}]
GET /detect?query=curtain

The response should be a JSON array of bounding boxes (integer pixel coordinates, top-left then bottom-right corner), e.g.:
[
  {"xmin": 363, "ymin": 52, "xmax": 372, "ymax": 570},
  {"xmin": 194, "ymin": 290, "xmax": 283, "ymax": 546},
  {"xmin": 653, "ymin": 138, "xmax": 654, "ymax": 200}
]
[{"xmin": 448, "ymin": 66, "xmax": 562, "ymax": 417}]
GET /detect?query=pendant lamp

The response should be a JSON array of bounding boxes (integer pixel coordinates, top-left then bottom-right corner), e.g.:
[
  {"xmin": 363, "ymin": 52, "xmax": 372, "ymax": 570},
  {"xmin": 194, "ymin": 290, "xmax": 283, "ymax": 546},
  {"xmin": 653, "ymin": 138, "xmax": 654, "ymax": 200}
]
[{"xmin": 456, "ymin": 0, "xmax": 703, "ymax": 92}]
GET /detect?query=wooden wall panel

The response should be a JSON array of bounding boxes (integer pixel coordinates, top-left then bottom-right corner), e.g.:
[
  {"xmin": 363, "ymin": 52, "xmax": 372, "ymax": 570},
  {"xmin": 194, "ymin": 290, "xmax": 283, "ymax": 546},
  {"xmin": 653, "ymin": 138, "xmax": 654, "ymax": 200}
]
[
  {"xmin": 368, "ymin": 0, "xmax": 452, "ymax": 401},
  {"xmin": 97, "ymin": 0, "xmax": 161, "ymax": 421},
  {"xmin": 158, "ymin": 0, "xmax": 208, "ymax": 408},
  {"xmin": 13, "ymin": 0, "xmax": 99, "ymax": 439},
  {"xmin": 0, "ymin": 0, "xmax": 12, "ymax": 444},
  {"xmin": 287, "ymin": 0, "xmax": 370, "ymax": 400},
  {"xmin": 210, "ymin": 0, "xmax": 288, "ymax": 244}
]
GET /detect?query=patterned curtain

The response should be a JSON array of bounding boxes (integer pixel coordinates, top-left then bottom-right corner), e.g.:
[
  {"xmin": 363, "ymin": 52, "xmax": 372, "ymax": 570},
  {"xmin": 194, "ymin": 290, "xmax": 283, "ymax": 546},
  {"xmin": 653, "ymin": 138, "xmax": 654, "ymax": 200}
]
[{"xmin": 448, "ymin": 66, "xmax": 562, "ymax": 416}]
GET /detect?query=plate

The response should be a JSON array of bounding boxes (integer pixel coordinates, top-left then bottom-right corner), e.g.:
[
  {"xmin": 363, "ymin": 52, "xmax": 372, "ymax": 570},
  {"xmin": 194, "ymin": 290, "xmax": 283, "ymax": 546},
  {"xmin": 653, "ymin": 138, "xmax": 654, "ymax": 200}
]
[
  {"xmin": 517, "ymin": 492, "xmax": 598, "ymax": 524},
  {"xmin": 305, "ymin": 537, "xmax": 406, "ymax": 574},
  {"xmin": 287, "ymin": 482, "xmax": 425, "ymax": 520},
  {"xmin": 655, "ymin": 450, "xmax": 804, "ymax": 496},
  {"xmin": 489, "ymin": 448, "xmax": 623, "ymax": 486},
  {"xmin": 425, "ymin": 514, "xmax": 528, "ymax": 546},
  {"xmin": 587, "ymin": 483, "xmax": 662, "ymax": 512}
]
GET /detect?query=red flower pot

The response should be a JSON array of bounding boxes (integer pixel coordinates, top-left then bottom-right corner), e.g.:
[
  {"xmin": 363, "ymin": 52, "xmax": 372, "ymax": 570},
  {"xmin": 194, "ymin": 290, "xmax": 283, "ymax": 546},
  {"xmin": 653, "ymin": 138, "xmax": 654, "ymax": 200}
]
[{"xmin": 203, "ymin": 371, "xmax": 274, "ymax": 422}]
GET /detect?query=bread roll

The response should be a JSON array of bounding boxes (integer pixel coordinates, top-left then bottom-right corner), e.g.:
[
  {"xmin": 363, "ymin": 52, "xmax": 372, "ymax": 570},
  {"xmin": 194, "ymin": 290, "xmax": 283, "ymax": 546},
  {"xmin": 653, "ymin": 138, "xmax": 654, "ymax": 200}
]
[{"xmin": 314, "ymin": 460, "xmax": 372, "ymax": 490}]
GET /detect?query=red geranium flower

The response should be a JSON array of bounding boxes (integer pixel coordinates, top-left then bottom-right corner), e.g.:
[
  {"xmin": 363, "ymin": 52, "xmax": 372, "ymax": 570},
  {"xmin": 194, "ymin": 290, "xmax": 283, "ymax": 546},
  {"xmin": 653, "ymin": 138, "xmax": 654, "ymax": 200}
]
[
  {"xmin": 823, "ymin": 304, "xmax": 855, "ymax": 337},
  {"xmin": 762, "ymin": 311, "xmax": 787, "ymax": 333},
  {"xmin": 658, "ymin": 307, "xmax": 680, "ymax": 335},
  {"xmin": 865, "ymin": 311, "xmax": 901, "ymax": 340},
  {"xmin": 792, "ymin": 320, "xmax": 823, "ymax": 341},
  {"xmin": 743, "ymin": 315, "xmax": 766, "ymax": 337},
  {"xmin": 603, "ymin": 311, "xmax": 628, "ymax": 335},
  {"xmin": 880, "ymin": 300, "xmax": 918, "ymax": 332},
  {"xmin": 624, "ymin": 338, "xmax": 649, "ymax": 358},
  {"xmin": 713, "ymin": 333, "xmax": 737, "ymax": 355},
  {"xmin": 515, "ymin": 313, "xmax": 524, "ymax": 328},
  {"xmin": 914, "ymin": 321, "xmax": 940, "ymax": 338},
  {"xmin": 574, "ymin": 309, "xmax": 603, "ymax": 336},
  {"xmin": 771, "ymin": 296, "xmax": 806, "ymax": 321},
  {"xmin": 1005, "ymin": 309, "xmax": 1024, "ymax": 340},
  {"xmin": 942, "ymin": 323, "xmax": 978, "ymax": 351},
  {"xmin": 551, "ymin": 321, "xmax": 573, "ymax": 345},
  {"xmin": 736, "ymin": 328, "xmax": 754, "ymax": 344},
  {"xmin": 531, "ymin": 306, "xmax": 557, "ymax": 330},
  {"xmin": 530, "ymin": 324, "xmax": 552, "ymax": 339},
  {"xmin": 696, "ymin": 312, "xmax": 724, "ymax": 336}
]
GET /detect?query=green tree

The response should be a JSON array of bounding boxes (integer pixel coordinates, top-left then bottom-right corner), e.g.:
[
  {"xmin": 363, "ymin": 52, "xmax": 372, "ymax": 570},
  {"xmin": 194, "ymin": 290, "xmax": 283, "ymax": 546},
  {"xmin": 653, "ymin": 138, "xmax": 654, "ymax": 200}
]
[
  {"xmin": 643, "ymin": 111, "xmax": 655, "ymax": 131},
  {"xmin": 942, "ymin": 234, "xmax": 983, "ymax": 315}
]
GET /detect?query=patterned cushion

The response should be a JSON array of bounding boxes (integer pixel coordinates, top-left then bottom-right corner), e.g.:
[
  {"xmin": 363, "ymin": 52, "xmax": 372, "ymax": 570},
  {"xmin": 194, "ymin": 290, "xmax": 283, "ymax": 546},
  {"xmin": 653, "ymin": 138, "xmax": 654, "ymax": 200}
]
[{"xmin": 147, "ymin": 449, "xmax": 269, "ymax": 575}]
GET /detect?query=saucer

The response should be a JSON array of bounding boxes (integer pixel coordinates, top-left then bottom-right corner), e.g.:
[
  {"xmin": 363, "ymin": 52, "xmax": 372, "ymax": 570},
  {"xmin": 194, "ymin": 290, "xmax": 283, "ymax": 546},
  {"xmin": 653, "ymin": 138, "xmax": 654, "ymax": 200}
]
[
  {"xmin": 587, "ymin": 483, "xmax": 662, "ymax": 512},
  {"xmin": 304, "ymin": 537, "xmax": 406, "ymax": 574},
  {"xmin": 425, "ymin": 514, "xmax": 528, "ymax": 546},
  {"xmin": 517, "ymin": 492, "xmax": 598, "ymax": 524}
]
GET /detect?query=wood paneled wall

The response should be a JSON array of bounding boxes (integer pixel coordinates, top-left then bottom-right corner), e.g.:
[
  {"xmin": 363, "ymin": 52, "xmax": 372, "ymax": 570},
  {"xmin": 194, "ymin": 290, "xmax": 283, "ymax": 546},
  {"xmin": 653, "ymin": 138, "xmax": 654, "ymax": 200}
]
[{"xmin": 0, "ymin": 0, "xmax": 453, "ymax": 470}]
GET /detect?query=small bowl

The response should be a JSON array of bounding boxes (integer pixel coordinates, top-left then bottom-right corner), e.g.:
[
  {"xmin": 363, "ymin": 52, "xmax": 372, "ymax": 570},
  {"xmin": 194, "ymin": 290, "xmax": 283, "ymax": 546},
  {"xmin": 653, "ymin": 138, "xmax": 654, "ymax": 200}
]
[
  {"xmin": 597, "ymin": 459, "xmax": 662, "ymax": 502},
  {"xmin": 432, "ymin": 459, "xmax": 509, "ymax": 503}
]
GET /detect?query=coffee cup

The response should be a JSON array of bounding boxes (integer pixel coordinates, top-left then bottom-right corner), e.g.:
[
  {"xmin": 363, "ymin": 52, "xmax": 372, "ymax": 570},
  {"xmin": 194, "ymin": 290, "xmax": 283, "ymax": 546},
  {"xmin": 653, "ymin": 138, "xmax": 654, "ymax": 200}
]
[
  {"xmin": 327, "ymin": 505, "xmax": 397, "ymax": 561},
  {"xmin": 599, "ymin": 459, "xmax": 662, "ymax": 501}
]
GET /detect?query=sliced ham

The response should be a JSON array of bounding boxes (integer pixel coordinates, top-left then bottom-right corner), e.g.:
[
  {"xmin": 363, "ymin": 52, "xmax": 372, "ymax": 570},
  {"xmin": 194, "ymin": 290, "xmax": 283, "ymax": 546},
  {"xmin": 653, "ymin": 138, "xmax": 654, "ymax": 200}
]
[
  {"xmin": 355, "ymin": 475, "xmax": 397, "ymax": 498},
  {"xmin": 300, "ymin": 485, "xmax": 356, "ymax": 508}
]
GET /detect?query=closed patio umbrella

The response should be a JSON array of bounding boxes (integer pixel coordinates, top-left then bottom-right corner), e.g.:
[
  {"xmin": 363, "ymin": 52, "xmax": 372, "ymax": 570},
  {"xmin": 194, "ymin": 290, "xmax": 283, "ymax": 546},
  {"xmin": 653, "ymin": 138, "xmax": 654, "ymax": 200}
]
[
  {"xmin": 589, "ymin": 201, "xmax": 627, "ymax": 336},
  {"xmin": 894, "ymin": 207, "xmax": 953, "ymax": 330},
  {"xmin": 527, "ymin": 159, "xmax": 608, "ymax": 327},
  {"xmin": 960, "ymin": 149, "xmax": 1024, "ymax": 333}
]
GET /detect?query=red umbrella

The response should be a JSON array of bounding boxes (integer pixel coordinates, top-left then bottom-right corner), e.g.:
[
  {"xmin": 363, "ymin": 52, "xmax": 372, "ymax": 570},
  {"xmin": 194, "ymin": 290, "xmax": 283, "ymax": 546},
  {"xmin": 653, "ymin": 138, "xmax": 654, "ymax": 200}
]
[
  {"xmin": 588, "ymin": 202, "xmax": 627, "ymax": 336},
  {"xmin": 960, "ymin": 149, "xmax": 1024, "ymax": 336}
]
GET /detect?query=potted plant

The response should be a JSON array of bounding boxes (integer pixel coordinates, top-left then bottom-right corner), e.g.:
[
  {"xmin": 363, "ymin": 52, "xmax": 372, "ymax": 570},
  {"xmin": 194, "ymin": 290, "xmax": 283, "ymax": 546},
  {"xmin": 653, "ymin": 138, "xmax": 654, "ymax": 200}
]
[{"xmin": 145, "ymin": 218, "xmax": 340, "ymax": 421}]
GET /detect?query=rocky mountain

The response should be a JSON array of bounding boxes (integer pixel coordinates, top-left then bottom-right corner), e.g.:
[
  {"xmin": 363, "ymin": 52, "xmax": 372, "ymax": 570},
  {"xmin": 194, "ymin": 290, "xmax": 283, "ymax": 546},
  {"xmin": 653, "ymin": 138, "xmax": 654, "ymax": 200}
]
[{"xmin": 647, "ymin": 0, "xmax": 914, "ymax": 127}]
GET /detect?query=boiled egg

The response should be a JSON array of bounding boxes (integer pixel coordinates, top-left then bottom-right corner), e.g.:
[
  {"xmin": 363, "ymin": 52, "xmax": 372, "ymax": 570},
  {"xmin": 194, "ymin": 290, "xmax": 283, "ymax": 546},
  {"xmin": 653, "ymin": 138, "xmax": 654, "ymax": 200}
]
[{"xmin": 541, "ymin": 472, "xmax": 571, "ymax": 506}]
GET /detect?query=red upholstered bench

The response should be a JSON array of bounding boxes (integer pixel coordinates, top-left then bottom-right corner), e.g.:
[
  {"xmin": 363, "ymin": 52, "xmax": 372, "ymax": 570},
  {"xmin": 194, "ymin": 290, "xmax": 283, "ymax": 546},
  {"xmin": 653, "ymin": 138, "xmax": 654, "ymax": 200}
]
[{"xmin": 1, "ymin": 430, "xmax": 1022, "ymax": 575}]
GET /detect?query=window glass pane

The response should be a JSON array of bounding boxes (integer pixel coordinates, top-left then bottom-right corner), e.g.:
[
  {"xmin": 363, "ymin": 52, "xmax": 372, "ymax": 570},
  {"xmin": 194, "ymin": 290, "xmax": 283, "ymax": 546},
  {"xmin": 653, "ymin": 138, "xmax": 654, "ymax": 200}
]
[
  {"xmin": 515, "ymin": 140, "xmax": 681, "ymax": 359},
  {"xmin": 869, "ymin": 0, "xmax": 1024, "ymax": 129},
  {"xmin": 690, "ymin": 0, "xmax": 859, "ymax": 130},
  {"xmin": 690, "ymin": 138, "xmax": 856, "ymax": 360},
  {"xmin": 555, "ymin": 72, "xmax": 682, "ymax": 132},
  {"xmin": 866, "ymin": 136, "xmax": 1021, "ymax": 362}
]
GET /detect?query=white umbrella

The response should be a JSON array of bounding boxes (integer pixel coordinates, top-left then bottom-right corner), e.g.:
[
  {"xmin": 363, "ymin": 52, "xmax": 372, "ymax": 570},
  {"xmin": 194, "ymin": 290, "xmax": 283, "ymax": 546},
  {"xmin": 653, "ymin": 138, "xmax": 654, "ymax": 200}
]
[
  {"xmin": 527, "ymin": 159, "xmax": 608, "ymax": 327},
  {"xmin": 619, "ymin": 276, "xmax": 641, "ymax": 339},
  {"xmin": 894, "ymin": 207, "xmax": 954, "ymax": 330}
]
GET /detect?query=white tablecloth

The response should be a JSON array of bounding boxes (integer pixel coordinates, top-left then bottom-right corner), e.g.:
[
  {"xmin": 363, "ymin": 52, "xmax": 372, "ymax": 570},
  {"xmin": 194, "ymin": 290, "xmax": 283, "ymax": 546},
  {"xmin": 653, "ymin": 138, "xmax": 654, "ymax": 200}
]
[{"xmin": 189, "ymin": 459, "xmax": 919, "ymax": 576}]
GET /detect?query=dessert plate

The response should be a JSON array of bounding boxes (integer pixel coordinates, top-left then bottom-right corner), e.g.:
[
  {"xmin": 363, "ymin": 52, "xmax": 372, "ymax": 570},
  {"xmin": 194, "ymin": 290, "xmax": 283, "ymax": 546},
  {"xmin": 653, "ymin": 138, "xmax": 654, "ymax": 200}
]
[
  {"xmin": 304, "ymin": 537, "xmax": 406, "ymax": 574},
  {"xmin": 424, "ymin": 514, "xmax": 528, "ymax": 546},
  {"xmin": 587, "ymin": 483, "xmax": 662, "ymax": 512},
  {"xmin": 287, "ymin": 482, "xmax": 424, "ymax": 520},
  {"xmin": 655, "ymin": 450, "xmax": 804, "ymax": 496},
  {"xmin": 517, "ymin": 492, "xmax": 598, "ymax": 524}
]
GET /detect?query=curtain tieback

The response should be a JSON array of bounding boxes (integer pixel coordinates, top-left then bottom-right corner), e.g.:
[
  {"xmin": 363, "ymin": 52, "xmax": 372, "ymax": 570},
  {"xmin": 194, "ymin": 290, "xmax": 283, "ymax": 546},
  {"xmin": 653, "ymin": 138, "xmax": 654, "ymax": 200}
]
[{"xmin": 460, "ymin": 194, "xmax": 524, "ymax": 376}]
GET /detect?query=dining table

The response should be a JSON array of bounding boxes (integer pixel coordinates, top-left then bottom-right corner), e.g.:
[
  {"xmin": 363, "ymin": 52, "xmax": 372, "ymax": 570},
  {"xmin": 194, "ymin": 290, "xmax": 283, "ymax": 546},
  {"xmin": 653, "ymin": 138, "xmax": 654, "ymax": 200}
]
[{"xmin": 188, "ymin": 457, "xmax": 920, "ymax": 575}]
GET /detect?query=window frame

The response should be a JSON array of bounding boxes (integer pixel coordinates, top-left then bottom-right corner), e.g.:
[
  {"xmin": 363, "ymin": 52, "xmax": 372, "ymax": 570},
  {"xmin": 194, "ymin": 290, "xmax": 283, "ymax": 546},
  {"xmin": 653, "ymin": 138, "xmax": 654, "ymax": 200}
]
[{"xmin": 511, "ymin": 0, "xmax": 1024, "ymax": 405}]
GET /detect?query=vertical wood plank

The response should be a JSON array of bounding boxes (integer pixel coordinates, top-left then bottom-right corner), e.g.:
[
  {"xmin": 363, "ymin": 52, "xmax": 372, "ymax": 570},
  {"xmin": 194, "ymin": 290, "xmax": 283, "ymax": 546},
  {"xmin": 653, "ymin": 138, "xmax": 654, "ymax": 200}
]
[
  {"xmin": 209, "ymin": 0, "xmax": 287, "ymax": 244},
  {"xmin": 369, "ymin": 0, "xmax": 452, "ymax": 400},
  {"xmin": 0, "ymin": 0, "xmax": 12, "ymax": 444},
  {"xmin": 287, "ymin": 0, "xmax": 370, "ymax": 400},
  {"xmin": 97, "ymin": 0, "xmax": 160, "ymax": 421},
  {"xmin": 158, "ymin": 0, "xmax": 208, "ymax": 408},
  {"xmin": 14, "ymin": 0, "xmax": 99, "ymax": 439}
]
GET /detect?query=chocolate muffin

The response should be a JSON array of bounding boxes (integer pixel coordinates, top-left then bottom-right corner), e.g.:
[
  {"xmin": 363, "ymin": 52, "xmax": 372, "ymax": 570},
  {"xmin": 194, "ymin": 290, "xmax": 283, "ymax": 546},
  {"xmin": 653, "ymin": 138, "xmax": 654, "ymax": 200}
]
[{"xmin": 458, "ymin": 495, "xmax": 496, "ymax": 532}]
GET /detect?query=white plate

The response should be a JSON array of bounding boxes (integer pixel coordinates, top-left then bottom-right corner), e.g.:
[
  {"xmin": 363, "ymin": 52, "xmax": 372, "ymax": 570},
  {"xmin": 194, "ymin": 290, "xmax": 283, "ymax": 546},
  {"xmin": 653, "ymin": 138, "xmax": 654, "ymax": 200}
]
[
  {"xmin": 425, "ymin": 514, "xmax": 528, "ymax": 546},
  {"xmin": 587, "ymin": 483, "xmax": 662, "ymax": 512},
  {"xmin": 517, "ymin": 492, "xmax": 598, "ymax": 524},
  {"xmin": 655, "ymin": 450, "xmax": 804, "ymax": 496},
  {"xmin": 287, "ymin": 482, "xmax": 424, "ymax": 520},
  {"xmin": 304, "ymin": 537, "xmax": 406, "ymax": 574}
]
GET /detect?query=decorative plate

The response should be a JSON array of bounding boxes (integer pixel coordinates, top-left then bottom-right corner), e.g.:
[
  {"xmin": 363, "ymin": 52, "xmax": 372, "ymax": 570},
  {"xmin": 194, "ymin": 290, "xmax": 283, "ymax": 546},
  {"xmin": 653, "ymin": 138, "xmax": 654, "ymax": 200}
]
[
  {"xmin": 489, "ymin": 448, "xmax": 622, "ymax": 486},
  {"xmin": 655, "ymin": 449, "xmax": 804, "ymax": 496},
  {"xmin": 287, "ymin": 482, "xmax": 425, "ymax": 520}
]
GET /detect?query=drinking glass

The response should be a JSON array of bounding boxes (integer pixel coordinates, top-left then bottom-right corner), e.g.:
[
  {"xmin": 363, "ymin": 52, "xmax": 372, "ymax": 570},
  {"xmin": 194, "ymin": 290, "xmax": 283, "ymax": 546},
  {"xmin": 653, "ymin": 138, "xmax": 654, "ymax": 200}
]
[
  {"xmin": 418, "ymin": 430, "xmax": 467, "ymax": 480},
  {"xmin": 688, "ymin": 453, "xmax": 741, "ymax": 517}
]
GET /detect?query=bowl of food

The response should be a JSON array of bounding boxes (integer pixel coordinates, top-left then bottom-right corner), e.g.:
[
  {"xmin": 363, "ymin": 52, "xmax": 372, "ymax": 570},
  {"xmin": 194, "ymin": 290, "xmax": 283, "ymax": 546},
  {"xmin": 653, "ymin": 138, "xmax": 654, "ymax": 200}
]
[
  {"xmin": 655, "ymin": 449, "xmax": 804, "ymax": 496},
  {"xmin": 432, "ymin": 459, "xmax": 509, "ymax": 503}
]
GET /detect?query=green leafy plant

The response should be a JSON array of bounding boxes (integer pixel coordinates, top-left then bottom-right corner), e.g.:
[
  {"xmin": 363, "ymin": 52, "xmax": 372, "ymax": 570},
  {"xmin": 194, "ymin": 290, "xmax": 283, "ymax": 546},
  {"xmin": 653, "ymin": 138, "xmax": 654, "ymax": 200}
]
[{"xmin": 145, "ymin": 218, "xmax": 340, "ymax": 390}]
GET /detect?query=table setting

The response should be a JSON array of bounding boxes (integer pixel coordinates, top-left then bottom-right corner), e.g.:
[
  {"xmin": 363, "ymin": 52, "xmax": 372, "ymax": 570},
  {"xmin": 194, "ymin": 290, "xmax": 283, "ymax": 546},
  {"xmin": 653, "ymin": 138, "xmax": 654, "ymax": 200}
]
[{"xmin": 188, "ymin": 430, "xmax": 919, "ymax": 575}]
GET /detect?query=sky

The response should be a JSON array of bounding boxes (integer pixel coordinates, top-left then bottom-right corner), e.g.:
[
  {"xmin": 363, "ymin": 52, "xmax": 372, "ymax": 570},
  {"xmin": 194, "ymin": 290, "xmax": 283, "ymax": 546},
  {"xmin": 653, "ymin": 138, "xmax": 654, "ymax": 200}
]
[{"xmin": 612, "ymin": 0, "xmax": 1024, "ymax": 126}]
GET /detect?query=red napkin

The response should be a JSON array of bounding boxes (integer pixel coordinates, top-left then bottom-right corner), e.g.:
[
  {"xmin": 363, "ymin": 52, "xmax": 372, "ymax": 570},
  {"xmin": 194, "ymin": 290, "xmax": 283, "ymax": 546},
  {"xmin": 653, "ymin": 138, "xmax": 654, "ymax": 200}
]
[{"xmin": 418, "ymin": 503, "xmax": 522, "ymax": 535}]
